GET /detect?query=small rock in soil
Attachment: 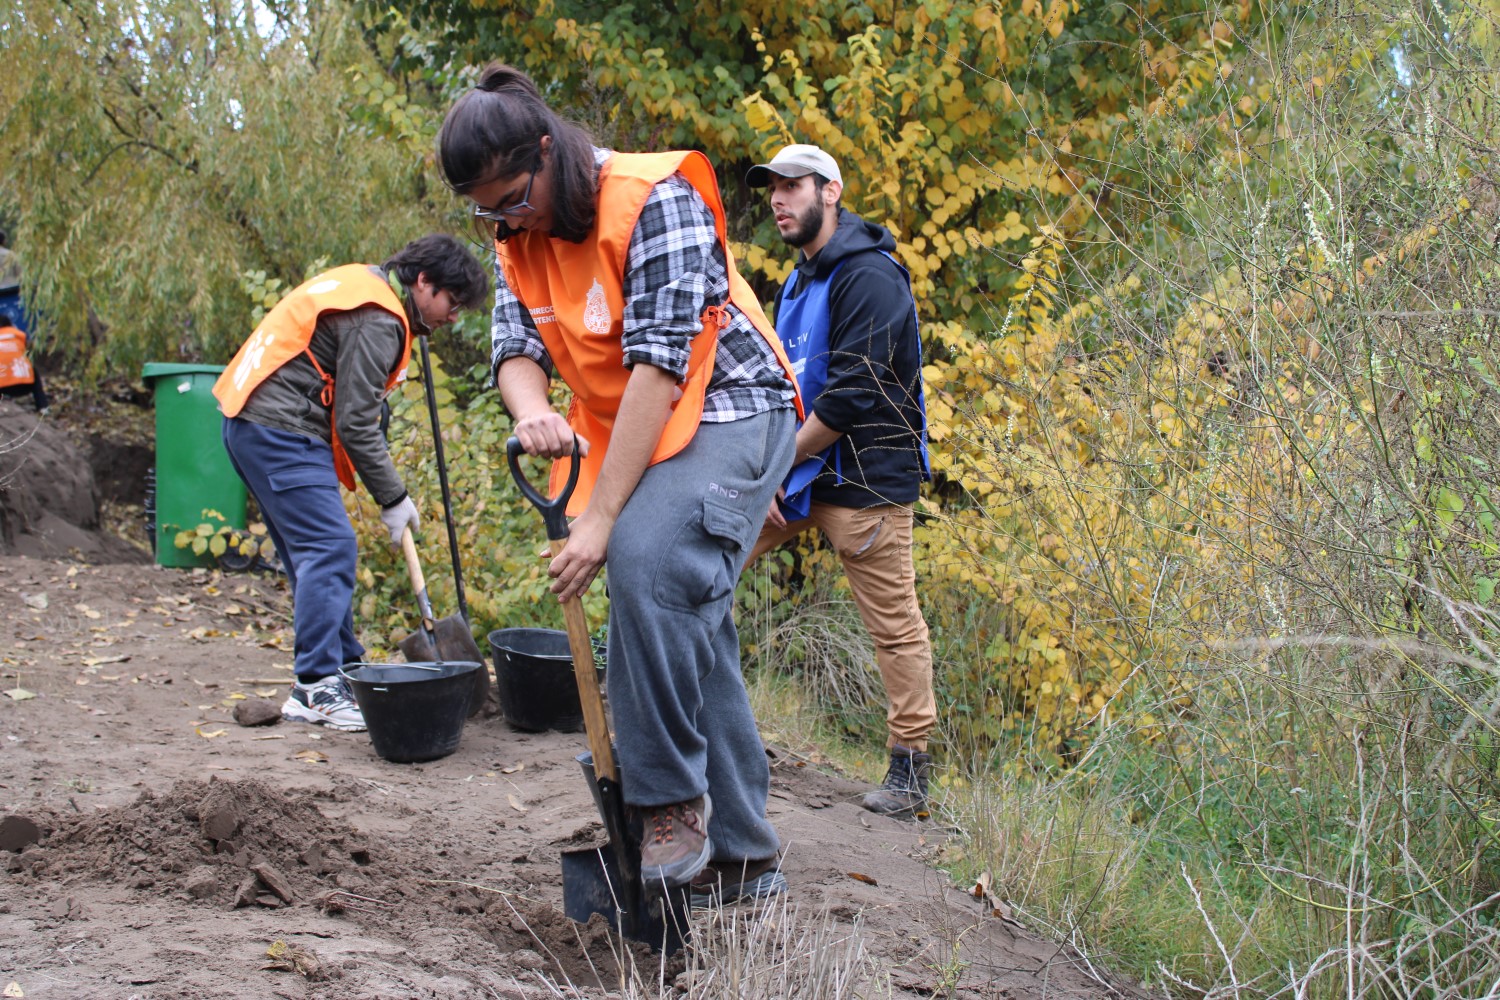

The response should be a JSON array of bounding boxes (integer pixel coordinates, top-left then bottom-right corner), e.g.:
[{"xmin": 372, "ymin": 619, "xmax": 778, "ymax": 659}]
[
  {"xmin": 232, "ymin": 875, "xmax": 258, "ymax": 909},
  {"xmin": 201, "ymin": 808, "xmax": 239, "ymax": 843},
  {"xmin": 0, "ymin": 815, "xmax": 42, "ymax": 852},
  {"xmin": 232, "ymin": 699, "xmax": 281, "ymax": 727},
  {"xmin": 251, "ymin": 861, "xmax": 294, "ymax": 902},
  {"xmin": 183, "ymin": 866, "xmax": 219, "ymax": 899}
]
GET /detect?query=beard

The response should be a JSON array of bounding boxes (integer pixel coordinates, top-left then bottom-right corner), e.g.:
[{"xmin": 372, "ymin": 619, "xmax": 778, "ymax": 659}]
[{"xmin": 780, "ymin": 201, "xmax": 826, "ymax": 248}]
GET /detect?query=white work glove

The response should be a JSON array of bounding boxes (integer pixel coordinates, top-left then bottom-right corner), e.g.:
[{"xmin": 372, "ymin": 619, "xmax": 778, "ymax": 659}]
[{"xmin": 379, "ymin": 496, "xmax": 420, "ymax": 546}]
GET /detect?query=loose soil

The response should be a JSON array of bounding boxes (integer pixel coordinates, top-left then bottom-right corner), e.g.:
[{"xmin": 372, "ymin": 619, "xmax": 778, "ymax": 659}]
[{"xmin": 0, "ymin": 393, "xmax": 1139, "ymax": 999}]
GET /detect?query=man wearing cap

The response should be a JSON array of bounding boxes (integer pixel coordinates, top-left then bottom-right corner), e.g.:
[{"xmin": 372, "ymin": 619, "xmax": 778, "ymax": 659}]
[{"xmin": 745, "ymin": 144, "xmax": 936, "ymax": 819}]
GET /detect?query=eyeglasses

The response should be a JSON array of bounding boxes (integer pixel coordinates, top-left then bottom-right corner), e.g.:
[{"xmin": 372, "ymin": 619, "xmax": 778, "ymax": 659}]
[{"xmin": 472, "ymin": 170, "xmax": 536, "ymax": 230}]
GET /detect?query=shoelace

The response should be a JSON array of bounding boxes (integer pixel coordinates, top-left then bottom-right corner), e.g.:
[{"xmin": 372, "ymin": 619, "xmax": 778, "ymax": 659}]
[{"xmin": 649, "ymin": 803, "xmax": 703, "ymax": 846}]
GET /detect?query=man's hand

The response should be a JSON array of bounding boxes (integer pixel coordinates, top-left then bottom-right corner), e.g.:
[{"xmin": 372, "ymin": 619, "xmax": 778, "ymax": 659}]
[
  {"xmin": 763, "ymin": 487, "xmax": 788, "ymax": 530},
  {"xmin": 379, "ymin": 496, "xmax": 420, "ymax": 546},
  {"xmin": 513, "ymin": 411, "xmax": 591, "ymax": 459},
  {"xmin": 549, "ymin": 510, "xmax": 611, "ymax": 603}
]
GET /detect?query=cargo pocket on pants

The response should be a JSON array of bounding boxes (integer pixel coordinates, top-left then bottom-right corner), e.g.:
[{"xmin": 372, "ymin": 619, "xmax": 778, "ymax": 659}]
[{"xmin": 653, "ymin": 497, "xmax": 753, "ymax": 616}]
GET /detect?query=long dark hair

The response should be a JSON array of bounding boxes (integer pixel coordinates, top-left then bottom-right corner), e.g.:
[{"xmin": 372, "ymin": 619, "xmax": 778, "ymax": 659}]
[{"xmin": 438, "ymin": 64, "xmax": 598, "ymax": 243}]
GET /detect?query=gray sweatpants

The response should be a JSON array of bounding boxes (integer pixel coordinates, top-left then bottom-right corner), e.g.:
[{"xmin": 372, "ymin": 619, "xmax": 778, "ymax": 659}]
[{"xmin": 605, "ymin": 407, "xmax": 794, "ymax": 863}]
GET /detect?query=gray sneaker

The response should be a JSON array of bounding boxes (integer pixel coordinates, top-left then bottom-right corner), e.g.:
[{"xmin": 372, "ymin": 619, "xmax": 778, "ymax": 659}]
[
  {"xmin": 689, "ymin": 856, "xmax": 787, "ymax": 907},
  {"xmin": 861, "ymin": 746, "xmax": 931, "ymax": 819},
  {"xmin": 282, "ymin": 676, "xmax": 366, "ymax": 732}
]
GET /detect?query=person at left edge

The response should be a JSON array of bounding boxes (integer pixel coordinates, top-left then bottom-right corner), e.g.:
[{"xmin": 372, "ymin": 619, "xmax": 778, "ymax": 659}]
[
  {"xmin": 212, "ymin": 235, "xmax": 488, "ymax": 732},
  {"xmin": 0, "ymin": 311, "xmax": 50, "ymax": 413}
]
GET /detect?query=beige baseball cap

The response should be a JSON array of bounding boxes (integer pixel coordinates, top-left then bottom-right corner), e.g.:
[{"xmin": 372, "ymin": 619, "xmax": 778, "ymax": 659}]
[{"xmin": 745, "ymin": 144, "xmax": 843, "ymax": 188}]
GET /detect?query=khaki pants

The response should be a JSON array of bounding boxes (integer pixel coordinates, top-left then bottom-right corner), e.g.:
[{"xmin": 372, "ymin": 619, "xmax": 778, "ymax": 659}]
[{"xmin": 749, "ymin": 503, "xmax": 935, "ymax": 751}]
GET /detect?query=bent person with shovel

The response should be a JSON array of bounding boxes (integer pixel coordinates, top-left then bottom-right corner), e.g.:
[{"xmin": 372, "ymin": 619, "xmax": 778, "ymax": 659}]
[
  {"xmin": 439, "ymin": 65, "xmax": 802, "ymax": 903},
  {"xmin": 213, "ymin": 234, "xmax": 488, "ymax": 732}
]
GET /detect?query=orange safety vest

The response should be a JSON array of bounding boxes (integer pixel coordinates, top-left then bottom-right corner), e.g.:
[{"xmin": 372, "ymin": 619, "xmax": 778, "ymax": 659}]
[
  {"xmin": 213, "ymin": 265, "xmax": 412, "ymax": 491},
  {"xmin": 0, "ymin": 324, "xmax": 35, "ymax": 389},
  {"xmin": 499, "ymin": 150, "xmax": 802, "ymax": 515}
]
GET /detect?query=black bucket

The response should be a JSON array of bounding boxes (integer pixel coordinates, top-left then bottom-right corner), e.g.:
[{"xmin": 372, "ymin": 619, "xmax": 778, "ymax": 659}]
[
  {"xmin": 488, "ymin": 628, "xmax": 603, "ymax": 732},
  {"xmin": 339, "ymin": 661, "xmax": 482, "ymax": 763}
]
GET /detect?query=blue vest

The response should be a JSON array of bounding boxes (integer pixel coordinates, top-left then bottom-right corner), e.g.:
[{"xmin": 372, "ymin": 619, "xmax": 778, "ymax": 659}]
[{"xmin": 775, "ymin": 251, "xmax": 930, "ymax": 519}]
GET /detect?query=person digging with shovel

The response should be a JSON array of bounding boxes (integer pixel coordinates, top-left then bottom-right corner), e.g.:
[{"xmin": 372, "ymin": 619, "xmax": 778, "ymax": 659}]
[
  {"xmin": 213, "ymin": 234, "xmax": 488, "ymax": 732},
  {"xmin": 439, "ymin": 65, "xmax": 803, "ymax": 904}
]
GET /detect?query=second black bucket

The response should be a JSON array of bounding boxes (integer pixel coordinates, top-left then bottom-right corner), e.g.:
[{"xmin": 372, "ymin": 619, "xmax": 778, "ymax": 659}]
[
  {"xmin": 339, "ymin": 661, "xmax": 481, "ymax": 763},
  {"xmin": 488, "ymin": 627, "xmax": 600, "ymax": 732}
]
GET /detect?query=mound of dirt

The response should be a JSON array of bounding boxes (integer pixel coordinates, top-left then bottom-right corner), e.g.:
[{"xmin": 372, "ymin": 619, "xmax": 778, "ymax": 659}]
[
  {"xmin": 0, "ymin": 400, "xmax": 148, "ymax": 563},
  {"xmin": 8, "ymin": 776, "xmax": 630, "ymax": 990}
]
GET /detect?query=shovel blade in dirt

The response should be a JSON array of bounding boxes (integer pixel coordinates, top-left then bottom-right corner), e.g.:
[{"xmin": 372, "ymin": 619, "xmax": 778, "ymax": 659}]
[
  {"xmin": 397, "ymin": 615, "xmax": 489, "ymax": 717},
  {"xmin": 562, "ymin": 846, "xmax": 689, "ymax": 955}
]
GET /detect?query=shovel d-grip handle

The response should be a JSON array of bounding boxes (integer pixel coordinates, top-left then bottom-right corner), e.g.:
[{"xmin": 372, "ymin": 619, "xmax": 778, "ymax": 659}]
[
  {"xmin": 506, "ymin": 435, "xmax": 581, "ymax": 542},
  {"xmin": 505, "ymin": 435, "xmax": 616, "ymax": 783}
]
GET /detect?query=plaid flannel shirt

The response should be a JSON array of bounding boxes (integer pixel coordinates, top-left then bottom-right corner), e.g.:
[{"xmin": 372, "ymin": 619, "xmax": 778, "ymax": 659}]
[{"xmin": 489, "ymin": 148, "xmax": 794, "ymax": 422}]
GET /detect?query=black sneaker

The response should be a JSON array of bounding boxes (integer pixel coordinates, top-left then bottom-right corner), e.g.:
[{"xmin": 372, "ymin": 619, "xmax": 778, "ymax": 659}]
[
  {"xmin": 282, "ymin": 676, "xmax": 366, "ymax": 732},
  {"xmin": 688, "ymin": 856, "xmax": 788, "ymax": 907},
  {"xmin": 861, "ymin": 746, "xmax": 931, "ymax": 819}
]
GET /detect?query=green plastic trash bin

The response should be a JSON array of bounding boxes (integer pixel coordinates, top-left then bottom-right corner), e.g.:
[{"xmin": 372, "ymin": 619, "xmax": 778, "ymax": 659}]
[{"xmin": 142, "ymin": 363, "xmax": 247, "ymax": 568}]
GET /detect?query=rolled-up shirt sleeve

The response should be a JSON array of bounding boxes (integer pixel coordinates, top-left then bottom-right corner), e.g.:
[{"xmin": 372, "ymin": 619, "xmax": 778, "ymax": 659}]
[
  {"xmin": 620, "ymin": 174, "xmax": 722, "ymax": 379},
  {"xmin": 489, "ymin": 250, "xmax": 552, "ymax": 383}
]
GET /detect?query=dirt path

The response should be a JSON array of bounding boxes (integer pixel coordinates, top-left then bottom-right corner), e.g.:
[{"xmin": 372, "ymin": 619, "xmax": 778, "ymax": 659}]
[{"xmin": 0, "ymin": 556, "xmax": 1134, "ymax": 999}]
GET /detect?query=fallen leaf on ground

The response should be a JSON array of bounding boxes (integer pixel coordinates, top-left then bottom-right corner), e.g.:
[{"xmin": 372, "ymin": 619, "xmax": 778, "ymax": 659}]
[
  {"xmin": 846, "ymin": 871, "xmax": 879, "ymax": 886},
  {"xmin": 23, "ymin": 594, "xmax": 47, "ymax": 610},
  {"xmin": 264, "ymin": 939, "xmax": 321, "ymax": 977},
  {"xmin": 507, "ymin": 794, "xmax": 528, "ymax": 814},
  {"xmin": 82, "ymin": 655, "xmax": 130, "ymax": 667},
  {"xmin": 294, "ymin": 749, "xmax": 328, "ymax": 763},
  {"xmin": 3, "ymin": 689, "xmax": 36, "ymax": 702},
  {"xmin": 501, "ymin": 763, "xmax": 524, "ymax": 774},
  {"xmin": 196, "ymin": 727, "xmax": 227, "ymax": 739}
]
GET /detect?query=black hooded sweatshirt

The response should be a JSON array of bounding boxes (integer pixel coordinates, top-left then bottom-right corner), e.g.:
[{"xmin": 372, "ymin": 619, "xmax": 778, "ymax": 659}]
[{"xmin": 775, "ymin": 207, "xmax": 927, "ymax": 508}]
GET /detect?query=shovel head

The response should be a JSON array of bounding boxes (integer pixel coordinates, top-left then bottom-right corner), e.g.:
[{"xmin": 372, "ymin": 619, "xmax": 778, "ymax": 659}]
[
  {"xmin": 562, "ymin": 846, "xmax": 689, "ymax": 954},
  {"xmin": 566, "ymin": 752, "xmax": 690, "ymax": 953},
  {"xmin": 397, "ymin": 615, "xmax": 490, "ymax": 718}
]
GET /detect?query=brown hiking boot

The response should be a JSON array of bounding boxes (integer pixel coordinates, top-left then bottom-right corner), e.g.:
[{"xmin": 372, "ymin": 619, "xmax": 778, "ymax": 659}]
[
  {"xmin": 861, "ymin": 746, "xmax": 932, "ymax": 820},
  {"xmin": 638, "ymin": 794, "xmax": 713, "ymax": 888}
]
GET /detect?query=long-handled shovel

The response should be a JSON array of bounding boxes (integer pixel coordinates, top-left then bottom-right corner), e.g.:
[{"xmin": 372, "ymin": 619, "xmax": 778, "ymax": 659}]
[
  {"xmin": 409, "ymin": 335, "xmax": 489, "ymax": 717},
  {"xmin": 395, "ymin": 528, "xmax": 488, "ymax": 711},
  {"xmin": 506, "ymin": 436, "xmax": 687, "ymax": 953}
]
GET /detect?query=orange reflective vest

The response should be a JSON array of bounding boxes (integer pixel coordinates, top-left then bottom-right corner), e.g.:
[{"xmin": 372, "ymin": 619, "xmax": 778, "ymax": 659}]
[
  {"xmin": 499, "ymin": 150, "xmax": 802, "ymax": 515},
  {"xmin": 213, "ymin": 265, "xmax": 412, "ymax": 491},
  {"xmin": 0, "ymin": 324, "xmax": 35, "ymax": 389}
]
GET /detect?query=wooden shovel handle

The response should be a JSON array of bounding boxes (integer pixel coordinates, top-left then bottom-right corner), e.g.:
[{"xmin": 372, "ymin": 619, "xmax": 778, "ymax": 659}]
[
  {"xmin": 552, "ymin": 536, "xmax": 617, "ymax": 783},
  {"xmin": 400, "ymin": 528, "xmax": 436, "ymax": 627}
]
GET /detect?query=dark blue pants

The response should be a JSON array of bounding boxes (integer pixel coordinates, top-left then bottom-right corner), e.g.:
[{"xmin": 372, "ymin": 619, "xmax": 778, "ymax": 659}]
[{"xmin": 222, "ymin": 417, "xmax": 363, "ymax": 681}]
